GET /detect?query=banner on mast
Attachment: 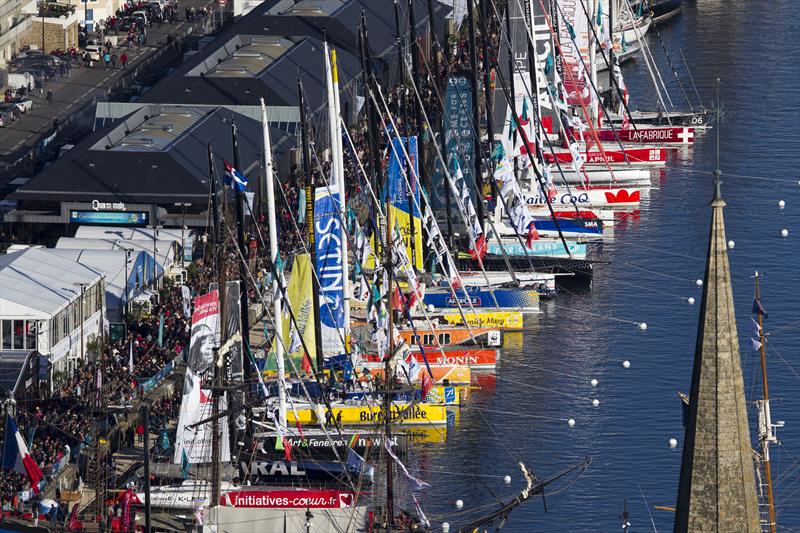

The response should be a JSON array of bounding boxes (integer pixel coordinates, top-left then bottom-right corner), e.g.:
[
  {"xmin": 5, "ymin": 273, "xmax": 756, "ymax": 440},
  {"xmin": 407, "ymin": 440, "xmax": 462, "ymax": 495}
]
[
  {"xmin": 172, "ymin": 367, "xmax": 230, "ymax": 464},
  {"xmin": 386, "ymin": 136, "xmax": 422, "ymax": 271},
  {"xmin": 313, "ymin": 190, "xmax": 347, "ymax": 361},
  {"xmin": 186, "ymin": 290, "xmax": 220, "ymax": 374},
  {"xmin": 432, "ymin": 76, "xmax": 475, "ymax": 212}
]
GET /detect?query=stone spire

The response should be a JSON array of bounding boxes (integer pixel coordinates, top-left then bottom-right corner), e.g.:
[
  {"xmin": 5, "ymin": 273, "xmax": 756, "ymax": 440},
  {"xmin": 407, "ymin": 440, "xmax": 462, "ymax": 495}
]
[{"xmin": 673, "ymin": 175, "xmax": 760, "ymax": 532}]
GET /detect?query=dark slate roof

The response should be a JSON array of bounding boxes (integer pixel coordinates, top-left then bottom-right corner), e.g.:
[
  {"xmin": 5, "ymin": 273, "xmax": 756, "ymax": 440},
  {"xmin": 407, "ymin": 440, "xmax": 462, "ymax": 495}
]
[
  {"xmin": 0, "ymin": 350, "xmax": 36, "ymax": 398},
  {"xmin": 10, "ymin": 106, "xmax": 278, "ymax": 204},
  {"xmin": 141, "ymin": 0, "xmax": 450, "ymax": 111}
]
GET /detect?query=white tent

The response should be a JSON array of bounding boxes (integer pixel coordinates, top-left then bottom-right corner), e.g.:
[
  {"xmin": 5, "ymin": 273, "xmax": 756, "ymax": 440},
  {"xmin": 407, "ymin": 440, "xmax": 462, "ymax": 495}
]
[
  {"xmin": 74, "ymin": 225, "xmax": 193, "ymax": 261},
  {"xmin": 55, "ymin": 237, "xmax": 179, "ymax": 276},
  {"xmin": 48, "ymin": 249, "xmax": 150, "ymax": 323}
]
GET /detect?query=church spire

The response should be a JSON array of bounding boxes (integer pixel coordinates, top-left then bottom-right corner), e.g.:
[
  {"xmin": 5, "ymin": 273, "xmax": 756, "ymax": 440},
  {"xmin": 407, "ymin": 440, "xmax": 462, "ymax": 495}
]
[{"xmin": 673, "ymin": 81, "xmax": 760, "ymax": 533}]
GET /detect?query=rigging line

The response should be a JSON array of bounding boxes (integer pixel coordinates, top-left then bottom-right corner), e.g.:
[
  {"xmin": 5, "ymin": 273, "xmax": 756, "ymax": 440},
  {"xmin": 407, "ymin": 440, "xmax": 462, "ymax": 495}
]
[
  {"xmin": 679, "ymin": 48, "xmax": 704, "ymax": 111},
  {"xmin": 496, "ymin": 359, "xmax": 596, "ymax": 381},
  {"xmin": 636, "ymin": 481, "xmax": 660, "ymax": 533},
  {"xmin": 546, "ymin": 300, "xmax": 642, "ymax": 326},
  {"xmin": 460, "ymin": 404, "xmax": 570, "ymax": 422},
  {"xmin": 493, "ymin": 373, "xmax": 595, "ymax": 401},
  {"xmin": 622, "ymin": 0, "xmax": 674, "ymax": 113},
  {"xmin": 614, "ymin": 258, "xmax": 698, "ymax": 282},
  {"xmin": 472, "ymin": 403, "xmax": 525, "ymax": 466},
  {"xmin": 662, "ymin": 165, "xmax": 797, "ymax": 183},
  {"xmin": 766, "ymin": 343, "xmax": 800, "ymax": 383},
  {"xmin": 767, "ymin": 320, "xmax": 800, "ymax": 335},
  {"xmin": 607, "ymin": 238, "xmax": 703, "ymax": 261},
  {"xmin": 220, "ymin": 223, "xmax": 362, "ymax": 493}
]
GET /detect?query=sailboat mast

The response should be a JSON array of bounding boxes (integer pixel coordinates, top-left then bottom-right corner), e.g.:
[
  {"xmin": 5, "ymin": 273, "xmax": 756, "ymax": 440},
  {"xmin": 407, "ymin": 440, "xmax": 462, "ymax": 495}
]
[
  {"xmin": 755, "ymin": 271, "xmax": 777, "ymax": 533},
  {"xmin": 231, "ymin": 124, "xmax": 251, "ymax": 381},
  {"xmin": 466, "ymin": 0, "xmax": 486, "ymax": 224},
  {"xmin": 260, "ymin": 99, "xmax": 286, "ymax": 427},
  {"xmin": 299, "ymin": 80, "xmax": 325, "ymax": 373},
  {"xmin": 384, "ymin": 196, "xmax": 395, "ymax": 527}
]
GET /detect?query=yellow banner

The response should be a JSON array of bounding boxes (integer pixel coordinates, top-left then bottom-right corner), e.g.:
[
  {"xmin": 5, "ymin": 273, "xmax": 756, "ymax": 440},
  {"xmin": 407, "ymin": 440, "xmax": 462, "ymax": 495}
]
[
  {"xmin": 389, "ymin": 204, "xmax": 423, "ymax": 271},
  {"xmin": 287, "ymin": 403, "xmax": 446, "ymax": 426},
  {"xmin": 267, "ymin": 254, "xmax": 315, "ymax": 370},
  {"xmin": 442, "ymin": 311, "xmax": 524, "ymax": 329}
]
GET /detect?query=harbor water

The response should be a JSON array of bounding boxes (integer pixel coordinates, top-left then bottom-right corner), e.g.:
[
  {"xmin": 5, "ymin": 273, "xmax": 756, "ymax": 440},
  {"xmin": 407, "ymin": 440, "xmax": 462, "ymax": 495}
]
[{"xmin": 413, "ymin": 1, "xmax": 800, "ymax": 530}]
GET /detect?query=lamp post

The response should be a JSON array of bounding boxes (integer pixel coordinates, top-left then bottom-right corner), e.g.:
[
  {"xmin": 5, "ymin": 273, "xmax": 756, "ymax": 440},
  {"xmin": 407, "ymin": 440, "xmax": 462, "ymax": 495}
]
[
  {"xmin": 121, "ymin": 247, "xmax": 133, "ymax": 337},
  {"xmin": 174, "ymin": 202, "xmax": 191, "ymax": 267},
  {"xmin": 73, "ymin": 282, "xmax": 88, "ymax": 368}
]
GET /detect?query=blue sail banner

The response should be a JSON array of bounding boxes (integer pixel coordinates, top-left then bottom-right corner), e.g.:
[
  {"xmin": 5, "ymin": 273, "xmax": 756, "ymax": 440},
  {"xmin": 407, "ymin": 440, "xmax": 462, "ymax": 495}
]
[
  {"xmin": 314, "ymin": 188, "xmax": 346, "ymax": 359},
  {"xmin": 386, "ymin": 136, "xmax": 422, "ymax": 270},
  {"xmin": 432, "ymin": 76, "xmax": 475, "ymax": 210}
]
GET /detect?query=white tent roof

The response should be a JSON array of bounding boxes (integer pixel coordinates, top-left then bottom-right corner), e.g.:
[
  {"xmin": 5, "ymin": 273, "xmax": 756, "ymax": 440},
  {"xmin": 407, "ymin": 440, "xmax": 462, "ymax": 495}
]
[
  {"xmin": 0, "ymin": 248, "xmax": 104, "ymax": 319},
  {"xmin": 47, "ymin": 249, "xmax": 150, "ymax": 322},
  {"xmin": 55, "ymin": 237, "xmax": 177, "ymax": 267},
  {"xmin": 74, "ymin": 225, "xmax": 192, "ymax": 244}
]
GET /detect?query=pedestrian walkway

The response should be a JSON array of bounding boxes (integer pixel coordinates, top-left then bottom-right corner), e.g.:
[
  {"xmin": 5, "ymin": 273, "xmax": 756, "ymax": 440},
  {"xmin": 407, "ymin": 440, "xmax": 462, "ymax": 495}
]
[{"xmin": 0, "ymin": 1, "xmax": 215, "ymax": 162}]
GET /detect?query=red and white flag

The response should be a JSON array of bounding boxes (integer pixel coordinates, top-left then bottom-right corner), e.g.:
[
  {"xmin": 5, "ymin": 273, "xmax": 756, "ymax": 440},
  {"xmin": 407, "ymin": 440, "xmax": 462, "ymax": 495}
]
[{"xmin": 2, "ymin": 416, "xmax": 44, "ymax": 493}]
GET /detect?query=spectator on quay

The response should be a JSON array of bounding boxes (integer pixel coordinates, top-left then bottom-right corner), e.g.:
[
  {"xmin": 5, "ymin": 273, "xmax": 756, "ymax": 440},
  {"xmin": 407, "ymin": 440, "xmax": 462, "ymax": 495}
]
[
  {"xmin": 46, "ymin": 89, "xmax": 53, "ymax": 105},
  {"xmin": 111, "ymin": 53, "xmax": 118, "ymax": 68},
  {"xmin": 103, "ymin": 51, "xmax": 111, "ymax": 69},
  {"xmin": 120, "ymin": 52, "xmax": 128, "ymax": 68}
]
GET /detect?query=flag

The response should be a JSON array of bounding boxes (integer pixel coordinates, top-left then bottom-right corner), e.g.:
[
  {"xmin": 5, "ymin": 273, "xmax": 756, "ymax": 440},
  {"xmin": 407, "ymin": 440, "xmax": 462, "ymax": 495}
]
[
  {"xmin": 223, "ymin": 160, "xmax": 248, "ymax": 192},
  {"xmin": 421, "ymin": 371, "xmax": 433, "ymax": 402},
  {"xmin": 413, "ymin": 495, "xmax": 430, "ymax": 528},
  {"xmin": 449, "ymin": 159, "xmax": 486, "ymax": 262},
  {"xmin": 752, "ymin": 298, "xmax": 768, "ymax": 319},
  {"xmin": 181, "ymin": 285, "xmax": 191, "ymax": 318},
  {"xmin": 385, "ymin": 437, "xmax": 430, "ymax": 491},
  {"xmin": 158, "ymin": 312, "xmax": 164, "ymax": 348},
  {"xmin": 407, "ymin": 354, "xmax": 421, "ymax": 382},
  {"xmin": 67, "ymin": 503, "xmax": 82, "ymax": 531},
  {"xmin": 2, "ymin": 416, "xmax": 43, "ymax": 492},
  {"xmin": 180, "ymin": 448, "xmax": 190, "ymax": 479},
  {"xmin": 749, "ymin": 338, "xmax": 762, "ymax": 352},
  {"xmin": 346, "ymin": 447, "xmax": 367, "ymax": 473},
  {"xmin": 751, "ymin": 317, "xmax": 762, "ymax": 337},
  {"xmin": 128, "ymin": 343, "xmax": 134, "ymax": 375}
]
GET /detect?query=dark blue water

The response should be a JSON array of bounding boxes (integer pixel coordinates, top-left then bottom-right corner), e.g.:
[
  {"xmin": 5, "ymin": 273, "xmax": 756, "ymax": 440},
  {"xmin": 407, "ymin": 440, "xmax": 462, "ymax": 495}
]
[{"xmin": 414, "ymin": 2, "xmax": 800, "ymax": 530}]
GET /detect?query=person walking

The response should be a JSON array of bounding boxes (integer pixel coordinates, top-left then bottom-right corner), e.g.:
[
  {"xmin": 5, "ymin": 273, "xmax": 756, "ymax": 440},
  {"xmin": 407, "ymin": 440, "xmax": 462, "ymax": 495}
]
[
  {"xmin": 111, "ymin": 53, "xmax": 118, "ymax": 68},
  {"xmin": 46, "ymin": 89, "xmax": 53, "ymax": 105},
  {"xmin": 103, "ymin": 51, "xmax": 111, "ymax": 69},
  {"xmin": 120, "ymin": 52, "xmax": 128, "ymax": 68}
]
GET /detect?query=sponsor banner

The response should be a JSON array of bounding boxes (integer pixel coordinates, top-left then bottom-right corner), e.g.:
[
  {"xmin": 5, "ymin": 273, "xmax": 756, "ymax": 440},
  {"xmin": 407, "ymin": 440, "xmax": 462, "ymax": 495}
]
[
  {"xmin": 432, "ymin": 76, "xmax": 475, "ymax": 210},
  {"xmin": 187, "ymin": 290, "xmax": 220, "ymax": 374},
  {"xmin": 524, "ymin": 187, "xmax": 641, "ymax": 208},
  {"xmin": 224, "ymin": 281, "xmax": 245, "ymax": 432},
  {"xmin": 172, "ymin": 368, "xmax": 230, "ymax": 464},
  {"xmin": 387, "ymin": 136, "xmax": 422, "ymax": 271},
  {"xmin": 443, "ymin": 311, "xmax": 523, "ymax": 329},
  {"xmin": 595, "ymin": 126, "xmax": 694, "ymax": 144},
  {"xmin": 487, "ymin": 240, "xmax": 587, "ymax": 258},
  {"xmin": 365, "ymin": 349, "xmax": 497, "ymax": 369},
  {"xmin": 221, "ymin": 490, "xmax": 354, "ymax": 509},
  {"xmin": 286, "ymin": 403, "xmax": 448, "ymax": 426},
  {"xmin": 256, "ymin": 433, "xmax": 408, "ymax": 457},
  {"xmin": 346, "ymin": 386, "xmax": 460, "ymax": 406},
  {"xmin": 543, "ymin": 147, "xmax": 666, "ymax": 165},
  {"xmin": 313, "ymin": 189, "xmax": 346, "ymax": 360},
  {"xmin": 424, "ymin": 288, "xmax": 540, "ymax": 309},
  {"xmin": 397, "ymin": 327, "xmax": 499, "ymax": 347}
]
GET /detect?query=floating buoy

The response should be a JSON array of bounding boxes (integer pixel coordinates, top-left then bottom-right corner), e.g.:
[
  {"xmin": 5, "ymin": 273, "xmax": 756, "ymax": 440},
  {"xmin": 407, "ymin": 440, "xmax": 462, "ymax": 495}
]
[
  {"xmin": 779, "ymin": 200, "xmax": 786, "ymax": 208},
  {"xmin": 695, "ymin": 279, "xmax": 703, "ymax": 287},
  {"xmin": 590, "ymin": 378, "xmax": 598, "ymax": 387},
  {"xmin": 592, "ymin": 399, "xmax": 600, "ymax": 407},
  {"xmin": 622, "ymin": 360, "xmax": 631, "ymax": 369},
  {"xmin": 687, "ymin": 297, "xmax": 695, "ymax": 305},
  {"xmin": 781, "ymin": 228, "xmax": 789, "ymax": 237},
  {"xmin": 442, "ymin": 523, "xmax": 450, "ymax": 533},
  {"xmin": 669, "ymin": 438, "xmax": 678, "ymax": 449},
  {"xmin": 567, "ymin": 418, "xmax": 576, "ymax": 428},
  {"xmin": 638, "ymin": 322, "xmax": 648, "ymax": 330},
  {"xmin": 727, "ymin": 240, "xmax": 735, "ymax": 249},
  {"xmin": 504, "ymin": 475, "xmax": 511, "ymax": 485},
  {"xmin": 455, "ymin": 500, "xmax": 463, "ymax": 510}
]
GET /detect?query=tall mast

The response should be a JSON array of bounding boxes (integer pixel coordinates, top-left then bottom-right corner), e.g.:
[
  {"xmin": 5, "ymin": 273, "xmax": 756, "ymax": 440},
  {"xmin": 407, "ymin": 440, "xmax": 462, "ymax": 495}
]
[
  {"xmin": 407, "ymin": 0, "xmax": 422, "ymax": 270},
  {"xmin": 231, "ymin": 124, "xmax": 251, "ymax": 382},
  {"xmin": 754, "ymin": 271, "xmax": 777, "ymax": 533},
  {"xmin": 299, "ymin": 80, "xmax": 325, "ymax": 373},
  {"xmin": 383, "ymin": 193, "xmax": 395, "ymax": 528},
  {"xmin": 466, "ymin": 0, "xmax": 486, "ymax": 224},
  {"xmin": 260, "ymin": 99, "xmax": 286, "ymax": 427}
]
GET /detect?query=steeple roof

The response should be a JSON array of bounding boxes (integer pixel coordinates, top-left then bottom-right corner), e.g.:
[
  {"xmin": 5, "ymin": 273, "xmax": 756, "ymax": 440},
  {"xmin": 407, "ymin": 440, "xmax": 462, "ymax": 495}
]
[{"xmin": 673, "ymin": 179, "xmax": 760, "ymax": 532}]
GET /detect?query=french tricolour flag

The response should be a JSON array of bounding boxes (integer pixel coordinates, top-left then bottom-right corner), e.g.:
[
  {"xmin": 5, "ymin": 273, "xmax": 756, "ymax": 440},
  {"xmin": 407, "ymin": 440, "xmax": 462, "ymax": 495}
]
[
  {"xmin": 3, "ymin": 415, "xmax": 44, "ymax": 493},
  {"xmin": 223, "ymin": 160, "xmax": 248, "ymax": 192}
]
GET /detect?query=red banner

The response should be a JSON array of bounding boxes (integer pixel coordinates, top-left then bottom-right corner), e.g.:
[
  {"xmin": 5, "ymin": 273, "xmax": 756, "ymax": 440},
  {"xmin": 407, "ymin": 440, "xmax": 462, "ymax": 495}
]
[{"xmin": 220, "ymin": 490, "xmax": 355, "ymax": 509}]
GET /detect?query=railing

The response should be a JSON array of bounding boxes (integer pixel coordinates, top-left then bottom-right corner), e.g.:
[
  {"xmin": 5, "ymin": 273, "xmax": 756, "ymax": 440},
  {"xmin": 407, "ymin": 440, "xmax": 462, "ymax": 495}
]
[{"xmin": 137, "ymin": 355, "xmax": 179, "ymax": 395}]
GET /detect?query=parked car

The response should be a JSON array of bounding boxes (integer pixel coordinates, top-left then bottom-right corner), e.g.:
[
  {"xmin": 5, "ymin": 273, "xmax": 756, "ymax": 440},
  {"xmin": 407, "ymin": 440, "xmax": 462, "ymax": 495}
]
[
  {"xmin": 6, "ymin": 72, "xmax": 34, "ymax": 91},
  {"xmin": 83, "ymin": 45, "xmax": 102, "ymax": 62},
  {"xmin": 17, "ymin": 68, "xmax": 47, "ymax": 86},
  {"xmin": 131, "ymin": 10, "xmax": 148, "ymax": 25},
  {"xmin": 16, "ymin": 60, "xmax": 56, "ymax": 78},
  {"xmin": 10, "ymin": 96, "xmax": 33, "ymax": 114}
]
